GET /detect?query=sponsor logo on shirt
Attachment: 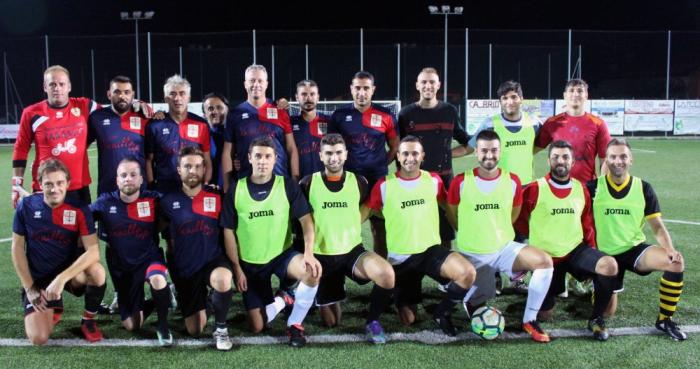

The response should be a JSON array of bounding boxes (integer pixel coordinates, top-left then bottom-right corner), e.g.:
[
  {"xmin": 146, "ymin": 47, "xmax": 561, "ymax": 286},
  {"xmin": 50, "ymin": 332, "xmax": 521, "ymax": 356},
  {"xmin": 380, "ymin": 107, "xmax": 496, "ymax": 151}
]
[
  {"xmin": 63, "ymin": 210, "xmax": 76, "ymax": 225},
  {"xmin": 400, "ymin": 199, "xmax": 425, "ymax": 209},
  {"xmin": 242, "ymin": 113, "xmax": 249, "ymax": 119},
  {"xmin": 604, "ymin": 208, "xmax": 631, "ymax": 215},
  {"xmin": 71, "ymin": 107, "xmax": 81, "ymax": 117},
  {"xmin": 56, "ymin": 111, "xmax": 64, "ymax": 119},
  {"xmin": 162, "ymin": 128, "xmax": 170, "ymax": 135},
  {"xmin": 345, "ymin": 115, "xmax": 352, "ymax": 122},
  {"xmin": 102, "ymin": 119, "xmax": 111, "ymax": 126},
  {"xmin": 129, "ymin": 117, "xmax": 141, "ymax": 130},
  {"xmin": 370, "ymin": 114, "xmax": 383, "ymax": 127},
  {"xmin": 505, "ymin": 140, "xmax": 527, "ymax": 148},
  {"xmin": 321, "ymin": 201, "xmax": 348, "ymax": 209},
  {"xmin": 266, "ymin": 108, "xmax": 278, "ymax": 119},
  {"xmin": 109, "ymin": 206, "xmax": 117, "ymax": 214},
  {"xmin": 474, "ymin": 203, "xmax": 500, "ymax": 211},
  {"xmin": 203, "ymin": 197, "xmax": 217, "ymax": 212},
  {"xmin": 318, "ymin": 122, "xmax": 327, "ymax": 135},
  {"xmin": 51, "ymin": 138, "xmax": 77, "ymax": 156},
  {"xmin": 172, "ymin": 201, "xmax": 180, "ymax": 209},
  {"xmin": 187, "ymin": 124, "xmax": 199, "ymax": 138},
  {"xmin": 550, "ymin": 208, "xmax": 575, "ymax": 215},
  {"xmin": 292, "ymin": 124, "xmax": 300, "ymax": 131},
  {"xmin": 34, "ymin": 211, "xmax": 42, "ymax": 219},
  {"xmin": 137, "ymin": 201, "xmax": 151, "ymax": 217},
  {"xmin": 248, "ymin": 210, "xmax": 274, "ymax": 219}
]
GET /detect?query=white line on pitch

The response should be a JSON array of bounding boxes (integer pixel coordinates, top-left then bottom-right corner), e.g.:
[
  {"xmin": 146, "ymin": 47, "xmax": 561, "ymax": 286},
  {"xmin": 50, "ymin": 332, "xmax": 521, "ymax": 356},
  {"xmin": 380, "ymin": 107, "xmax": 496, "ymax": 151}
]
[
  {"xmin": 0, "ymin": 325, "xmax": 697, "ymax": 347},
  {"xmin": 666, "ymin": 219, "xmax": 700, "ymax": 226},
  {"xmin": 0, "ymin": 237, "xmax": 12, "ymax": 243},
  {"xmin": 631, "ymin": 148, "xmax": 656, "ymax": 153}
]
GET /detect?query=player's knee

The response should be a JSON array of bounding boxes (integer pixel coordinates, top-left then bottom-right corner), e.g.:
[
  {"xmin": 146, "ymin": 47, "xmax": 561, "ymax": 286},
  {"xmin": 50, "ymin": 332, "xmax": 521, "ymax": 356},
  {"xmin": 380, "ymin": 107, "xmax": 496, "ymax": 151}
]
[
  {"xmin": 536, "ymin": 253, "xmax": 554, "ymax": 269},
  {"xmin": 149, "ymin": 274, "xmax": 168, "ymax": 290},
  {"xmin": 249, "ymin": 321, "xmax": 265, "ymax": 333},
  {"xmin": 86, "ymin": 263, "xmax": 106, "ymax": 285},
  {"xmin": 597, "ymin": 256, "xmax": 618, "ymax": 276},
  {"xmin": 458, "ymin": 263, "xmax": 476, "ymax": 288},
  {"xmin": 399, "ymin": 310, "xmax": 415, "ymax": 326},
  {"xmin": 29, "ymin": 332, "xmax": 49, "ymax": 346},
  {"xmin": 210, "ymin": 270, "xmax": 233, "ymax": 292},
  {"xmin": 374, "ymin": 267, "xmax": 395, "ymax": 289}
]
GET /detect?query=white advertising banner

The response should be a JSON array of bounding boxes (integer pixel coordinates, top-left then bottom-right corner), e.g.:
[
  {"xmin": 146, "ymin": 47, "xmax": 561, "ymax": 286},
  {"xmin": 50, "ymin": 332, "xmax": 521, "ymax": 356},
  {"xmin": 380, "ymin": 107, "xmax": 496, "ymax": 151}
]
[
  {"xmin": 673, "ymin": 100, "xmax": 700, "ymax": 134},
  {"xmin": 624, "ymin": 100, "xmax": 673, "ymax": 131},
  {"xmin": 151, "ymin": 102, "xmax": 204, "ymax": 116},
  {"xmin": 466, "ymin": 99, "xmax": 500, "ymax": 135},
  {"xmin": 554, "ymin": 99, "xmax": 591, "ymax": 115},
  {"xmin": 591, "ymin": 100, "xmax": 625, "ymax": 135},
  {"xmin": 522, "ymin": 99, "xmax": 555, "ymax": 122},
  {"xmin": 0, "ymin": 124, "xmax": 19, "ymax": 139}
]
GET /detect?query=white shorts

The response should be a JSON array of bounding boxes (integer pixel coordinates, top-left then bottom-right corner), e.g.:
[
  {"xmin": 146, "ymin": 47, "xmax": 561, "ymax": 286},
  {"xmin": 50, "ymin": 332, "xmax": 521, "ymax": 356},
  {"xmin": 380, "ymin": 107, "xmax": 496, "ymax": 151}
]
[{"xmin": 461, "ymin": 241, "xmax": 527, "ymax": 306}]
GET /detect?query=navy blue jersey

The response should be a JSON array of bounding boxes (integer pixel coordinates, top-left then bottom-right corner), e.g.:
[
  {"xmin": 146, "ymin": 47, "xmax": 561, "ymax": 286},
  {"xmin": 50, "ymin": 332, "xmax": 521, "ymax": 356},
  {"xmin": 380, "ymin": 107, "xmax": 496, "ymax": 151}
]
[
  {"xmin": 209, "ymin": 123, "xmax": 226, "ymax": 187},
  {"xmin": 90, "ymin": 190, "xmax": 161, "ymax": 269},
  {"xmin": 224, "ymin": 101, "xmax": 292, "ymax": 178},
  {"xmin": 145, "ymin": 112, "xmax": 211, "ymax": 189},
  {"xmin": 328, "ymin": 103, "xmax": 397, "ymax": 181},
  {"xmin": 88, "ymin": 108, "xmax": 148, "ymax": 195},
  {"xmin": 160, "ymin": 185, "xmax": 223, "ymax": 278},
  {"xmin": 13, "ymin": 194, "xmax": 95, "ymax": 281},
  {"xmin": 291, "ymin": 113, "xmax": 329, "ymax": 178}
]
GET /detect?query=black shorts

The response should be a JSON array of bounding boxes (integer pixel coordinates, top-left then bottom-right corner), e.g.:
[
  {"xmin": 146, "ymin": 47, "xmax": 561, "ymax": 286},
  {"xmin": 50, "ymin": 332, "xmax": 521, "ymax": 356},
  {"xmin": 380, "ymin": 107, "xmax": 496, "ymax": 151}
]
[
  {"xmin": 240, "ymin": 248, "xmax": 298, "ymax": 310},
  {"xmin": 21, "ymin": 275, "xmax": 86, "ymax": 316},
  {"xmin": 437, "ymin": 173, "xmax": 455, "ymax": 243},
  {"xmin": 315, "ymin": 245, "xmax": 370, "ymax": 305},
  {"xmin": 541, "ymin": 243, "xmax": 606, "ymax": 311},
  {"xmin": 290, "ymin": 219, "xmax": 305, "ymax": 253},
  {"xmin": 65, "ymin": 186, "xmax": 92, "ymax": 206},
  {"xmin": 171, "ymin": 254, "xmax": 233, "ymax": 318},
  {"xmin": 106, "ymin": 247, "xmax": 167, "ymax": 321},
  {"xmin": 392, "ymin": 245, "xmax": 452, "ymax": 307},
  {"xmin": 610, "ymin": 243, "xmax": 654, "ymax": 292}
]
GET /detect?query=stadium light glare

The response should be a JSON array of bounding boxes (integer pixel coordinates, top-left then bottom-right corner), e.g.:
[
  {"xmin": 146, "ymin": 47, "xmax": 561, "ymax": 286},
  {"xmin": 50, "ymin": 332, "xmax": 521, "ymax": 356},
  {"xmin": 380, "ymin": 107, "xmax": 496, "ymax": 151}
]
[
  {"xmin": 120, "ymin": 10, "xmax": 155, "ymax": 99},
  {"xmin": 427, "ymin": 5, "xmax": 463, "ymax": 102},
  {"xmin": 441, "ymin": 5, "xmax": 451, "ymax": 12},
  {"xmin": 455, "ymin": 6, "xmax": 464, "ymax": 14},
  {"xmin": 120, "ymin": 12, "xmax": 129, "ymax": 20},
  {"xmin": 428, "ymin": 6, "xmax": 439, "ymax": 14},
  {"xmin": 144, "ymin": 11, "xmax": 155, "ymax": 19},
  {"xmin": 132, "ymin": 11, "xmax": 142, "ymax": 18}
]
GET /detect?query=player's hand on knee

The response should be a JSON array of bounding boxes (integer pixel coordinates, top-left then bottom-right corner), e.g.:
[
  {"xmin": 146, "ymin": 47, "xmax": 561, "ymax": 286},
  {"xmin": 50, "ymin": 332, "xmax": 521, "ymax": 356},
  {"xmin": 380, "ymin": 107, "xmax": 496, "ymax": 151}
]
[
  {"xmin": 303, "ymin": 252, "xmax": 322, "ymax": 279},
  {"xmin": 45, "ymin": 277, "xmax": 66, "ymax": 301},
  {"xmin": 668, "ymin": 249, "xmax": 683, "ymax": 264},
  {"xmin": 234, "ymin": 266, "xmax": 248, "ymax": 292},
  {"xmin": 26, "ymin": 287, "xmax": 47, "ymax": 312}
]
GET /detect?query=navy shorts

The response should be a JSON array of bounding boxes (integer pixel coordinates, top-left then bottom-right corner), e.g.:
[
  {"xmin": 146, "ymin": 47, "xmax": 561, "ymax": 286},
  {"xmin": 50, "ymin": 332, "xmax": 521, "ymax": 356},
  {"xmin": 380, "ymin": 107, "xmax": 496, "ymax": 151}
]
[
  {"xmin": 239, "ymin": 248, "xmax": 298, "ymax": 310},
  {"xmin": 609, "ymin": 242, "xmax": 654, "ymax": 292},
  {"xmin": 393, "ymin": 245, "xmax": 452, "ymax": 307},
  {"xmin": 541, "ymin": 243, "xmax": 607, "ymax": 311},
  {"xmin": 315, "ymin": 245, "xmax": 370, "ymax": 306},
  {"xmin": 171, "ymin": 254, "xmax": 233, "ymax": 318}
]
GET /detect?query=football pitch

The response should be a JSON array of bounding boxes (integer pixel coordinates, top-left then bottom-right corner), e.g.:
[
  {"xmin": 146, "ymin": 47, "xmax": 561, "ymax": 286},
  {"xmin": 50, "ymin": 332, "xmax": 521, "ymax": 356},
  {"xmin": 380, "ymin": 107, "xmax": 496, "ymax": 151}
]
[{"xmin": 0, "ymin": 139, "xmax": 699, "ymax": 368}]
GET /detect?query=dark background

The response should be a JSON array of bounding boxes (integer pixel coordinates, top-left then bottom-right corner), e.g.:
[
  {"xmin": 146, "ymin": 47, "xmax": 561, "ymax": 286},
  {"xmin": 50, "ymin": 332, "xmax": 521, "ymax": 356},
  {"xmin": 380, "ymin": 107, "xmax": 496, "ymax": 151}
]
[{"xmin": 1, "ymin": 0, "xmax": 699, "ymax": 119}]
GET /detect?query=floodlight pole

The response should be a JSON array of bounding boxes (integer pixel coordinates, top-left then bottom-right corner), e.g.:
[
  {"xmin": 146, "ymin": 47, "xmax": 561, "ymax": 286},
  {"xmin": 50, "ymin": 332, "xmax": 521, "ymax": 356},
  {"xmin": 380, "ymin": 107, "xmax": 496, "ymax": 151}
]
[
  {"xmin": 121, "ymin": 11, "xmax": 154, "ymax": 100},
  {"xmin": 429, "ymin": 5, "xmax": 463, "ymax": 102}
]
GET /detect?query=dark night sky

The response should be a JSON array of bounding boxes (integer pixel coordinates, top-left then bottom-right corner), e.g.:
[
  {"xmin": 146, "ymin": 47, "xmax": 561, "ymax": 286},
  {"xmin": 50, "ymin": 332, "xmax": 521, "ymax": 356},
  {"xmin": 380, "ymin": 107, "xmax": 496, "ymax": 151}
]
[{"xmin": 1, "ymin": 0, "xmax": 700, "ymax": 37}]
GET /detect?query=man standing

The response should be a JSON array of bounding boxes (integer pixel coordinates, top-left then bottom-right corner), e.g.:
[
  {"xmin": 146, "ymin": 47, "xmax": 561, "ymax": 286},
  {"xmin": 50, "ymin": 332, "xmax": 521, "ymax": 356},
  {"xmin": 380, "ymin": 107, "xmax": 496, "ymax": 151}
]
[
  {"xmin": 88, "ymin": 75, "xmax": 151, "ymax": 196},
  {"xmin": 146, "ymin": 75, "xmax": 212, "ymax": 193},
  {"xmin": 365, "ymin": 136, "xmax": 475, "ymax": 336},
  {"xmin": 221, "ymin": 137, "xmax": 321, "ymax": 348},
  {"xmin": 515, "ymin": 140, "xmax": 618, "ymax": 341},
  {"xmin": 536, "ymin": 79, "xmax": 610, "ymax": 183},
  {"xmin": 222, "ymin": 65, "xmax": 299, "ymax": 190},
  {"xmin": 91, "ymin": 157, "xmax": 173, "ymax": 345},
  {"xmin": 11, "ymin": 159, "xmax": 107, "ymax": 344},
  {"xmin": 446, "ymin": 130, "xmax": 553, "ymax": 343},
  {"xmin": 330, "ymin": 71, "xmax": 400, "ymax": 257},
  {"xmin": 202, "ymin": 92, "xmax": 229, "ymax": 187},
  {"xmin": 13, "ymin": 66, "xmax": 98, "ymax": 207},
  {"xmin": 292, "ymin": 80, "xmax": 331, "ymax": 179},
  {"xmin": 589, "ymin": 138, "xmax": 687, "ymax": 340},
  {"xmin": 159, "ymin": 147, "xmax": 235, "ymax": 351},
  {"xmin": 299, "ymin": 133, "xmax": 395, "ymax": 344},
  {"xmin": 398, "ymin": 67, "xmax": 469, "ymax": 248}
]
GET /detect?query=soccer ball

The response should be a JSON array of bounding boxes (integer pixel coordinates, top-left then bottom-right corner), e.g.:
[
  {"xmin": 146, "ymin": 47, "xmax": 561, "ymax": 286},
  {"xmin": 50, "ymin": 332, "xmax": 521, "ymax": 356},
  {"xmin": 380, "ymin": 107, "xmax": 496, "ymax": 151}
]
[{"xmin": 470, "ymin": 306, "xmax": 505, "ymax": 340}]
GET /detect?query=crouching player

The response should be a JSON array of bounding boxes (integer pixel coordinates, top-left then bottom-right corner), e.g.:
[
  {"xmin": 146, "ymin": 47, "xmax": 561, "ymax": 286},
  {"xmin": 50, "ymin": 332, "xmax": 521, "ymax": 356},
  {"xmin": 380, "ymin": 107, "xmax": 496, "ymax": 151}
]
[
  {"xmin": 365, "ymin": 135, "xmax": 476, "ymax": 336},
  {"xmin": 299, "ymin": 133, "xmax": 395, "ymax": 344},
  {"xmin": 91, "ymin": 157, "xmax": 173, "ymax": 345},
  {"xmin": 11, "ymin": 159, "xmax": 107, "ymax": 345},
  {"xmin": 590, "ymin": 138, "xmax": 687, "ymax": 340},
  {"xmin": 447, "ymin": 130, "xmax": 554, "ymax": 342},
  {"xmin": 222, "ymin": 136, "xmax": 321, "ymax": 348}
]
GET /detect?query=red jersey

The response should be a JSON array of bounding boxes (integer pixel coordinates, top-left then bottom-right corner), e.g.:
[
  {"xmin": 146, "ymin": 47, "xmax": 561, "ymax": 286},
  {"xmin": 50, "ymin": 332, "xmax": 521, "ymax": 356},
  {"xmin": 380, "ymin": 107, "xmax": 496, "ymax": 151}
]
[
  {"xmin": 535, "ymin": 112, "xmax": 610, "ymax": 183},
  {"xmin": 13, "ymin": 97, "xmax": 97, "ymax": 191},
  {"xmin": 514, "ymin": 174, "xmax": 597, "ymax": 252}
]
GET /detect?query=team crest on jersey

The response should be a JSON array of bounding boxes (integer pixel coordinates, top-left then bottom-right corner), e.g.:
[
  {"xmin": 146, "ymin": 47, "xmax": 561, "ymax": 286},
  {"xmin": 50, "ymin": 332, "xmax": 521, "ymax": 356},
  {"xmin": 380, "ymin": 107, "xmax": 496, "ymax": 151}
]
[
  {"xmin": 317, "ymin": 122, "xmax": 328, "ymax": 135},
  {"xmin": 129, "ymin": 117, "xmax": 142, "ymax": 130},
  {"xmin": 203, "ymin": 197, "xmax": 217, "ymax": 212},
  {"xmin": 63, "ymin": 210, "xmax": 77, "ymax": 225},
  {"xmin": 172, "ymin": 201, "xmax": 180, "ymax": 209},
  {"xmin": 71, "ymin": 107, "xmax": 81, "ymax": 117},
  {"xmin": 137, "ymin": 201, "xmax": 151, "ymax": 217},
  {"xmin": 370, "ymin": 114, "xmax": 383, "ymax": 127},
  {"xmin": 345, "ymin": 115, "xmax": 352, "ymax": 122},
  {"xmin": 109, "ymin": 206, "xmax": 117, "ymax": 214},
  {"xmin": 187, "ymin": 124, "xmax": 199, "ymax": 138},
  {"xmin": 162, "ymin": 128, "xmax": 170, "ymax": 135},
  {"xmin": 242, "ymin": 113, "xmax": 249, "ymax": 119},
  {"xmin": 34, "ymin": 211, "xmax": 42, "ymax": 219},
  {"xmin": 266, "ymin": 108, "xmax": 278, "ymax": 119},
  {"xmin": 102, "ymin": 119, "xmax": 111, "ymax": 126}
]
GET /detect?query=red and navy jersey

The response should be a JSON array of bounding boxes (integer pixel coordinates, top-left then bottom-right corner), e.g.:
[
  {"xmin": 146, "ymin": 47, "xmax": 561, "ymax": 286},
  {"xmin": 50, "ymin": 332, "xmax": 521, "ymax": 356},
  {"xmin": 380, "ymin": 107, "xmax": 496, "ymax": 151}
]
[
  {"xmin": 90, "ymin": 190, "xmax": 161, "ymax": 269},
  {"xmin": 13, "ymin": 97, "xmax": 97, "ymax": 191},
  {"xmin": 159, "ymin": 185, "xmax": 222, "ymax": 278},
  {"xmin": 145, "ymin": 112, "xmax": 211, "ymax": 188},
  {"xmin": 12, "ymin": 194, "xmax": 95, "ymax": 281},
  {"xmin": 224, "ymin": 101, "xmax": 292, "ymax": 178},
  {"xmin": 328, "ymin": 103, "xmax": 397, "ymax": 181},
  {"xmin": 88, "ymin": 108, "xmax": 148, "ymax": 195},
  {"xmin": 291, "ymin": 113, "xmax": 330, "ymax": 178},
  {"xmin": 209, "ymin": 123, "xmax": 226, "ymax": 187}
]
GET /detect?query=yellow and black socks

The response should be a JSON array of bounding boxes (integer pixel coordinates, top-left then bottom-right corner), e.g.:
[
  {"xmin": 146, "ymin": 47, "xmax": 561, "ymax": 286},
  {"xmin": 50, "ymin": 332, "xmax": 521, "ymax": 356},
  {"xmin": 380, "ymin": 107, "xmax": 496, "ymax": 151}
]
[{"xmin": 659, "ymin": 271, "xmax": 683, "ymax": 321}]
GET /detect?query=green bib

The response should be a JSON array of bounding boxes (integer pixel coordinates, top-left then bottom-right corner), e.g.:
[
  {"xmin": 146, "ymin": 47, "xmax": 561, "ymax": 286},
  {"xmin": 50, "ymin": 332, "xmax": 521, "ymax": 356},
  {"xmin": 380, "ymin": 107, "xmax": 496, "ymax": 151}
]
[
  {"xmin": 529, "ymin": 178, "xmax": 585, "ymax": 257},
  {"xmin": 492, "ymin": 113, "xmax": 536, "ymax": 184},
  {"xmin": 309, "ymin": 172, "xmax": 363, "ymax": 255},
  {"xmin": 234, "ymin": 175, "xmax": 292, "ymax": 264},
  {"xmin": 384, "ymin": 170, "xmax": 440, "ymax": 254},
  {"xmin": 593, "ymin": 176, "xmax": 647, "ymax": 255},
  {"xmin": 457, "ymin": 170, "xmax": 515, "ymax": 254}
]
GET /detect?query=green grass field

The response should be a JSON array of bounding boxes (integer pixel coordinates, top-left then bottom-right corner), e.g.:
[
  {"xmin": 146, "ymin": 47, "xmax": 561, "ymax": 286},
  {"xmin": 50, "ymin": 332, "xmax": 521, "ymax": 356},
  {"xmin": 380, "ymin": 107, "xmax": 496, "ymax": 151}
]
[{"xmin": 1, "ymin": 139, "xmax": 699, "ymax": 368}]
